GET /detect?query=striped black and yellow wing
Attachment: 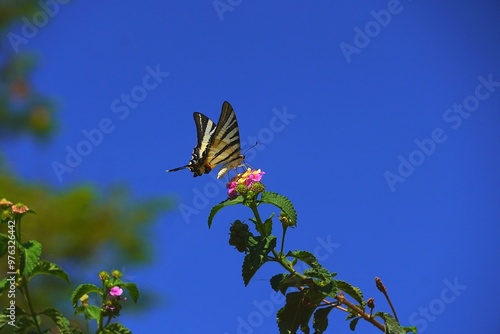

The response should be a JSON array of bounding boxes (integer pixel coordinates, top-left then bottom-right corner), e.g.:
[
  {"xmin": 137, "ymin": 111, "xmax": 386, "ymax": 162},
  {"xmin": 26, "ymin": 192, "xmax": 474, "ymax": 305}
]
[{"xmin": 166, "ymin": 101, "xmax": 244, "ymax": 178}]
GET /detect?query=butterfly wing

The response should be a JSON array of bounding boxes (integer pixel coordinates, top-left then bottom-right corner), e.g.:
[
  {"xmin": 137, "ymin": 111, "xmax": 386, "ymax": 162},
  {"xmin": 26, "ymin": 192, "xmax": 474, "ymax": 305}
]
[
  {"xmin": 166, "ymin": 101, "xmax": 243, "ymax": 177},
  {"xmin": 166, "ymin": 112, "xmax": 216, "ymax": 175},
  {"xmin": 205, "ymin": 101, "xmax": 244, "ymax": 177}
]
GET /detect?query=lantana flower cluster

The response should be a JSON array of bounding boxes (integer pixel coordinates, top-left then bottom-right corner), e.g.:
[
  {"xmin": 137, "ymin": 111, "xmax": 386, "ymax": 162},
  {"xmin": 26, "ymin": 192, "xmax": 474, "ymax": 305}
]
[{"xmin": 227, "ymin": 168, "xmax": 265, "ymax": 199}]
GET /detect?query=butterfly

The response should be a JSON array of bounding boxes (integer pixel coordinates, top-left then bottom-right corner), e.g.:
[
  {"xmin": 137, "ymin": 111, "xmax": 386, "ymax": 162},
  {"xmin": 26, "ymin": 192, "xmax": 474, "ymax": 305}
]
[{"xmin": 166, "ymin": 101, "xmax": 244, "ymax": 178}]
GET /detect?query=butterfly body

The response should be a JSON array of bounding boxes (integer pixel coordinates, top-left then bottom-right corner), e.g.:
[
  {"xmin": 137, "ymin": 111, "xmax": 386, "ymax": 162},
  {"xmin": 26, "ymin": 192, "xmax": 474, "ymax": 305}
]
[{"xmin": 167, "ymin": 101, "xmax": 244, "ymax": 178}]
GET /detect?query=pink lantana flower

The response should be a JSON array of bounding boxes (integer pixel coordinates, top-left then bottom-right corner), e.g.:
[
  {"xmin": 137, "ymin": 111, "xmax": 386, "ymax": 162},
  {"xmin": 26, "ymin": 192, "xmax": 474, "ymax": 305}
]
[
  {"xmin": 227, "ymin": 168, "xmax": 265, "ymax": 199},
  {"xmin": 109, "ymin": 286, "xmax": 123, "ymax": 297}
]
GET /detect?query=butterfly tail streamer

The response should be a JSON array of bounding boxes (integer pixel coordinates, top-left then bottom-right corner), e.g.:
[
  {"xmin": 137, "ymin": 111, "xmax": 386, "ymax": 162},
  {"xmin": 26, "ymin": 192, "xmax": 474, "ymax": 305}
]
[{"xmin": 166, "ymin": 165, "xmax": 189, "ymax": 173}]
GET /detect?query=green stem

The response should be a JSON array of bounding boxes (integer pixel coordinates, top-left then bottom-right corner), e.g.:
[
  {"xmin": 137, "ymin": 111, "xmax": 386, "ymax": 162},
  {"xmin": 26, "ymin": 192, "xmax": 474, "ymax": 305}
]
[
  {"xmin": 15, "ymin": 216, "xmax": 43, "ymax": 334},
  {"xmin": 98, "ymin": 281, "xmax": 106, "ymax": 331},
  {"xmin": 279, "ymin": 225, "xmax": 287, "ymax": 256},
  {"xmin": 21, "ymin": 282, "xmax": 43, "ymax": 333},
  {"xmin": 249, "ymin": 202, "xmax": 266, "ymax": 236}
]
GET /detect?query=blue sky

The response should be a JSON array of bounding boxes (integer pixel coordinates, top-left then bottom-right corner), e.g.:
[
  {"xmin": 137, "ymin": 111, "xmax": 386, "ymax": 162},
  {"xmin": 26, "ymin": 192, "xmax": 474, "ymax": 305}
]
[{"xmin": 3, "ymin": 1, "xmax": 500, "ymax": 333}]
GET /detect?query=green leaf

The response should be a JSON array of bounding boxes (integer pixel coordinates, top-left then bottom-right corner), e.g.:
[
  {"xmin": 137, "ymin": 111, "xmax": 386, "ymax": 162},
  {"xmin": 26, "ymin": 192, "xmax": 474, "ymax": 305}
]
[
  {"xmin": 270, "ymin": 273, "xmax": 286, "ymax": 292},
  {"xmin": 122, "ymin": 282, "xmax": 140, "ymax": 303},
  {"xmin": 208, "ymin": 196, "xmax": 244, "ymax": 228},
  {"xmin": 20, "ymin": 240, "xmax": 42, "ymax": 277},
  {"xmin": 375, "ymin": 312, "xmax": 417, "ymax": 334},
  {"xmin": 270, "ymin": 273, "xmax": 308, "ymax": 295},
  {"xmin": 242, "ymin": 235, "xmax": 276, "ymax": 286},
  {"xmin": 349, "ymin": 317, "xmax": 360, "ymax": 331},
  {"xmin": 70, "ymin": 283, "xmax": 101, "ymax": 309},
  {"xmin": 313, "ymin": 306, "xmax": 334, "ymax": 333},
  {"xmin": 276, "ymin": 291, "xmax": 317, "ymax": 334},
  {"xmin": 101, "ymin": 322, "xmax": 132, "ymax": 334},
  {"xmin": 39, "ymin": 308, "xmax": 71, "ymax": 331},
  {"xmin": 30, "ymin": 260, "xmax": 70, "ymax": 283},
  {"xmin": 15, "ymin": 314, "xmax": 40, "ymax": 333},
  {"xmin": 254, "ymin": 213, "xmax": 274, "ymax": 236},
  {"xmin": 288, "ymin": 250, "xmax": 319, "ymax": 269},
  {"xmin": 83, "ymin": 305, "xmax": 101, "ymax": 322},
  {"xmin": 336, "ymin": 280, "xmax": 365, "ymax": 310},
  {"xmin": 261, "ymin": 191, "xmax": 297, "ymax": 226}
]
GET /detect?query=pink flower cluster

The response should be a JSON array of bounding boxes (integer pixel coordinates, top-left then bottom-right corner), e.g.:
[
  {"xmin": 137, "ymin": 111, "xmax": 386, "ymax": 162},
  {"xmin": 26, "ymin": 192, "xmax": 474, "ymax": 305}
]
[
  {"xmin": 109, "ymin": 286, "xmax": 123, "ymax": 297},
  {"xmin": 227, "ymin": 169, "xmax": 265, "ymax": 199}
]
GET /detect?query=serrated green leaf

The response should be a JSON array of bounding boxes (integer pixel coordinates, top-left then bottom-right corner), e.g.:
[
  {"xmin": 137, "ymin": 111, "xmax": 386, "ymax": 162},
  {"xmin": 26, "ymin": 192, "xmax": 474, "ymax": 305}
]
[
  {"xmin": 40, "ymin": 307, "xmax": 71, "ymax": 330},
  {"xmin": 242, "ymin": 235, "xmax": 276, "ymax": 286},
  {"xmin": 375, "ymin": 312, "xmax": 416, "ymax": 334},
  {"xmin": 288, "ymin": 250, "xmax": 319, "ymax": 268},
  {"xmin": 101, "ymin": 322, "xmax": 132, "ymax": 334},
  {"xmin": 313, "ymin": 306, "xmax": 334, "ymax": 333},
  {"xmin": 208, "ymin": 196, "xmax": 244, "ymax": 228},
  {"xmin": 70, "ymin": 284, "xmax": 101, "ymax": 309},
  {"xmin": 277, "ymin": 291, "xmax": 316, "ymax": 334},
  {"xmin": 303, "ymin": 268, "xmax": 332, "ymax": 282},
  {"xmin": 20, "ymin": 240, "xmax": 42, "ymax": 277},
  {"xmin": 401, "ymin": 326, "xmax": 418, "ymax": 334},
  {"xmin": 336, "ymin": 280, "xmax": 365, "ymax": 310},
  {"xmin": 30, "ymin": 260, "xmax": 70, "ymax": 283},
  {"xmin": 122, "ymin": 282, "xmax": 140, "ymax": 303},
  {"xmin": 379, "ymin": 313, "xmax": 406, "ymax": 334},
  {"xmin": 349, "ymin": 317, "xmax": 360, "ymax": 331},
  {"xmin": 260, "ymin": 191, "xmax": 297, "ymax": 226}
]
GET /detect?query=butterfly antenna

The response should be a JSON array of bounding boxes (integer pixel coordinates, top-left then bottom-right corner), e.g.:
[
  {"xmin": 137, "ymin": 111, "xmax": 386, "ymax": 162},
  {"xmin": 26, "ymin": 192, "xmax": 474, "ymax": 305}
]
[{"xmin": 243, "ymin": 141, "xmax": 258, "ymax": 155}]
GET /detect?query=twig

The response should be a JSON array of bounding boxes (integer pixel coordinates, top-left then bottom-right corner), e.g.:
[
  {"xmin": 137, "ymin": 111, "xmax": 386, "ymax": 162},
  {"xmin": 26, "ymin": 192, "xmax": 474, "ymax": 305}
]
[
  {"xmin": 375, "ymin": 277, "xmax": 399, "ymax": 322},
  {"xmin": 336, "ymin": 293, "xmax": 386, "ymax": 332}
]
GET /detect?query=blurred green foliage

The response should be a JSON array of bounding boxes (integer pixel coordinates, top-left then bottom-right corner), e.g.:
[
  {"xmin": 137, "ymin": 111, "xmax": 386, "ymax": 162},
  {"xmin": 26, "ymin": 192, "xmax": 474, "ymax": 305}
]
[{"xmin": 0, "ymin": 0, "xmax": 172, "ymax": 327}]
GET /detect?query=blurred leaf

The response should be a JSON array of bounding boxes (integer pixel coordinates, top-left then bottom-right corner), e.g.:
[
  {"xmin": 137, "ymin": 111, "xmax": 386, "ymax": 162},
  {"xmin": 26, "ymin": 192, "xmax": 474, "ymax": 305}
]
[
  {"xmin": 102, "ymin": 322, "xmax": 132, "ymax": 334},
  {"xmin": 122, "ymin": 282, "xmax": 140, "ymax": 303},
  {"xmin": 70, "ymin": 284, "xmax": 101, "ymax": 309},
  {"xmin": 30, "ymin": 260, "xmax": 70, "ymax": 283},
  {"xmin": 39, "ymin": 307, "xmax": 72, "ymax": 331},
  {"xmin": 20, "ymin": 239, "xmax": 41, "ymax": 277},
  {"xmin": 349, "ymin": 317, "xmax": 360, "ymax": 331}
]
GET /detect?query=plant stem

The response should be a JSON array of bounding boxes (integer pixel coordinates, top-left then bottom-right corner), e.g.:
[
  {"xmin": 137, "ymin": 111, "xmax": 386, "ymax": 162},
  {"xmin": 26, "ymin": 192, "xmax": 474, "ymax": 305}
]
[
  {"xmin": 16, "ymin": 216, "xmax": 43, "ymax": 334},
  {"xmin": 376, "ymin": 277, "xmax": 399, "ymax": 322},
  {"xmin": 279, "ymin": 225, "xmax": 287, "ymax": 256},
  {"xmin": 336, "ymin": 294, "xmax": 385, "ymax": 332},
  {"xmin": 21, "ymin": 283, "xmax": 43, "ymax": 333}
]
